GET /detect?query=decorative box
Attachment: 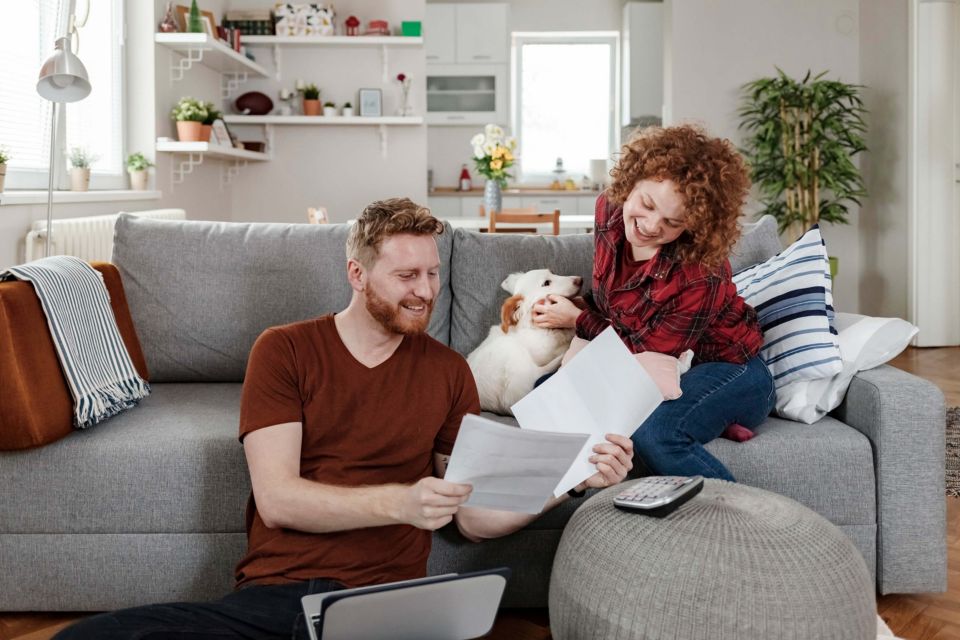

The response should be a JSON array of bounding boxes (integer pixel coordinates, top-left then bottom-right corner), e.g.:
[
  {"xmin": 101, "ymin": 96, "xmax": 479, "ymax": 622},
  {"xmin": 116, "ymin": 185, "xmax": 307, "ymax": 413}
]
[{"xmin": 273, "ymin": 2, "xmax": 335, "ymax": 37}]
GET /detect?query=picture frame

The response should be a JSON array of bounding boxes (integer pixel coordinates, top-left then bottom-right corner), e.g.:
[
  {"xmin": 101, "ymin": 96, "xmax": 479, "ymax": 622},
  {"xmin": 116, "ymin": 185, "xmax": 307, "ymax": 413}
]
[
  {"xmin": 174, "ymin": 5, "xmax": 217, "ymax": 38},
  {"xmin": 210, "ymin": 118, "xmax": 234, "ymax": 148},
  {"xmin": 358, "ymin": 88, "xmax": 382, "ymax": 117}
]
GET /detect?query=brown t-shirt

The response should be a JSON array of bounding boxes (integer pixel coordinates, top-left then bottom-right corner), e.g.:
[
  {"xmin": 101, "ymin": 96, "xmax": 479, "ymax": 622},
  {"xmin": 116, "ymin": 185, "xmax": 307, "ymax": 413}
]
[{"xmin": 234, "ymin": 314, "xmax": 480, "ymax": 589}]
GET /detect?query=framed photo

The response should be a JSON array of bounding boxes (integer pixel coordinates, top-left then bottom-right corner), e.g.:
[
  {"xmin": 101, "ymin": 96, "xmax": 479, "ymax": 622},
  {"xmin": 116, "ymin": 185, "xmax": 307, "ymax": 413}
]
[
  {"xmin": 210, "ymin": 119, "xmax": 234, "ymax": 147},
  {"xmin": 358, "ymin": 88, "xmax": 382, "ymax": 117},
  {"xmin": 201, "ymin": 10, "xmax": 217, "ymax": 38},
  {"xmin": 174, "ymin": 5, "xmax": 217, "ymax": 38}
]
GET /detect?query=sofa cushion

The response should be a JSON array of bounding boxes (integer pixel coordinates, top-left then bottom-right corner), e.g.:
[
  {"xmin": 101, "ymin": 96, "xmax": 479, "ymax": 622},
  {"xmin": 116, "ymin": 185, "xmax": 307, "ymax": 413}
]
[
  {"xmin": 113, "ymin": 216, "xmax": 454, "ymax": 382},
  {"xmin": 0, "ymin": 262, "xmax": 149, "ymax": 450},
  {"xmin": 449, "ymin": 231, "xmax": 595, "ymax": 357},
  {"xmin": 0, "ymin": 383, "xmax": 249, "ymax": 534},
  {"xmin": 730, "ymin": 214, "xmax": 781, "ymax": 273}
]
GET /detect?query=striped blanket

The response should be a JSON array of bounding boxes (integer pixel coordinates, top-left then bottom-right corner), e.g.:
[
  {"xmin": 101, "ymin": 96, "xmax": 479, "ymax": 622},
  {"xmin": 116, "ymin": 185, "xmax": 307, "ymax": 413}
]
[{"xmin": 1, "ymin": 256, "xmax": 150, "ymax": 428}]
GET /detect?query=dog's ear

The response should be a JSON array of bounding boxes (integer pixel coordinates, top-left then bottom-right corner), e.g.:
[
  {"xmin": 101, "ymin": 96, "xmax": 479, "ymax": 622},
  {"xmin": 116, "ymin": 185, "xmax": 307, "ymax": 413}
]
[
  {"xmin": 500, "ymin": 272, "xmax": 522, "ymax": 294},
  {"xmin": 500, "ymin": 294, "xmax": 524, "ymax": 332}
]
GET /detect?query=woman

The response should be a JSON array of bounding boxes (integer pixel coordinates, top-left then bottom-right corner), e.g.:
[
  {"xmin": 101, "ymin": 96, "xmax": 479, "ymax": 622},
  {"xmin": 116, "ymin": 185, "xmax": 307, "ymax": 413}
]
[{"xmin": 532, "ymin": 124, "xmax": 774, "ymax": 481}]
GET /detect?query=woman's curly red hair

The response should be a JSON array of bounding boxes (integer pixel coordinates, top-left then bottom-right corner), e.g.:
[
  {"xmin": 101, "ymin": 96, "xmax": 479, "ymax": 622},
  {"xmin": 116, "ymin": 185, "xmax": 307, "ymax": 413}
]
[{"xmin": 608, "ymin": 124, "xmax": 750, "ymax": 268}]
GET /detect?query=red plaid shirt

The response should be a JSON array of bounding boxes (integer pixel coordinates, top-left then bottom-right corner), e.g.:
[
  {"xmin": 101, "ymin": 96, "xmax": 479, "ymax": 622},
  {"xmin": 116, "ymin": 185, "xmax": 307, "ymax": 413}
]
[{"xmin": 575, "ymin": 194, "xmax": 763, "ymax": 364}]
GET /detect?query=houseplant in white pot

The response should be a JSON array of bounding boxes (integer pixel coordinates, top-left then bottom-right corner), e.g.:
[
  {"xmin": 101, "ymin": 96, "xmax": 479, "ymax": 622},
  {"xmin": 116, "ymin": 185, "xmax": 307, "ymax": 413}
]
[
  {"xmin": 341, "ymin": 102, "xmax": 353, "ymax": 117},
  {"xmin": 0, "ymin": 146, "xmax": 9, "ymax": 193},
  {"xmin": 126, "ymin": 152, "xmax": 153, "ymax": 191},
  {"xmin": 171, "ymin": 97, "xmax": 208, "ymax": 142},
  {"xmin": 323, "ymin": 101, "xmax": 337, "ymax": 117},
  {"xmin": 68, "ymin": 147, "xmax": 98, "ymax": 192}
]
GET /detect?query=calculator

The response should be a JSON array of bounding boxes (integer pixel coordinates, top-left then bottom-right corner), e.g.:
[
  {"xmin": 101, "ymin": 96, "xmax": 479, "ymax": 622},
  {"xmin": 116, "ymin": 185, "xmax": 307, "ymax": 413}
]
[{"xmin": 613, "ymin": 475, "xmax": 704, "ymax": 517}]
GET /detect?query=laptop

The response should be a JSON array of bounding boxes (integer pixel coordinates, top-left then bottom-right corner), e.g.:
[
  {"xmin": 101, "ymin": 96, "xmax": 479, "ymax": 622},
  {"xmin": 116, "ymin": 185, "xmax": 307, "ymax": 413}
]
[{"xmin": 301, "ymin": 567, "xmax": 510, "ymax": 640}]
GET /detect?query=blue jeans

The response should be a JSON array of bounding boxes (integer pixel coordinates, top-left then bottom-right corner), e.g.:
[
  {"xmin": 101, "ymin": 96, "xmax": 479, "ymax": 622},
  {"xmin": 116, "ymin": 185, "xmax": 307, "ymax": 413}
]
[
  {"xmin": 53, "ymin": 579, "xmax": 345, "ymax": 640},
  {"xmin": 631, "ymin": 355, "xmax": 775, "ymax": 482}
]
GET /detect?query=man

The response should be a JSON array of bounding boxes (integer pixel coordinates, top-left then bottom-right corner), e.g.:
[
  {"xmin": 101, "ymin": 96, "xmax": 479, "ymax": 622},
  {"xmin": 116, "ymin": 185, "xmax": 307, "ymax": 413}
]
[{"xmin": 57, "ymin": 198, "xmax": 633, "ymax": 639}]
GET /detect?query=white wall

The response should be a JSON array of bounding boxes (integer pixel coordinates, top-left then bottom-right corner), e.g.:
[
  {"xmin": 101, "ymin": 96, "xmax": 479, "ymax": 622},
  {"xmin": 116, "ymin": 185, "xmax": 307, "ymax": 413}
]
[
  {"xmin": 858, "ymin": 0, "xmax": 909, "ymax": 319},
  {"xmin": 425, "ymin": 0, "xmax": 624, "ymax": 189},
  {"xmin": 664, "ymin": 0, "xmax": 863, "ymax": 312}
]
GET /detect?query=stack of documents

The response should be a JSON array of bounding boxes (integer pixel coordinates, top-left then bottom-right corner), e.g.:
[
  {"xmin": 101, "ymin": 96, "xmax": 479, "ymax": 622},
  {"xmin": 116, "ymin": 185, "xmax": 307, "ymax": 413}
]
[{"xmin": 445, "ymin": 328, "xmax": 663, "ymax": 513}]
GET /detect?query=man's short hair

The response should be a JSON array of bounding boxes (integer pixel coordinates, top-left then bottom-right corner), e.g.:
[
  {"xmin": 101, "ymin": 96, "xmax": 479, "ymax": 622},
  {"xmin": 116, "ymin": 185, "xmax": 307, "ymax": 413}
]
[{"xmin": 346, "ymin": 198, "xmax": 444, "ymax": 267}]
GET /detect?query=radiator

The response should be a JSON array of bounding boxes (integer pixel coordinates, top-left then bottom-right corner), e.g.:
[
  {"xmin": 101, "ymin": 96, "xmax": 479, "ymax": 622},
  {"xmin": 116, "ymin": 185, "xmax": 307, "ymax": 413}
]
[{"xmin": 24, "ymin": 209, "xmax": 187, "ymax": 263}]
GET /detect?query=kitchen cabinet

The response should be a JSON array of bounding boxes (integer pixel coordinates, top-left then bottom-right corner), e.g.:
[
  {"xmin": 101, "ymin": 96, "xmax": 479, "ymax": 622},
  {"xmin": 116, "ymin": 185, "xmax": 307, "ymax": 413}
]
[
  {"xmin": 426, "ymin": 64, "xmax": 507, "ymax": 125},
  {"xmin": 425, "ymin": 3, "xmax": 508, "ymax": 65}
]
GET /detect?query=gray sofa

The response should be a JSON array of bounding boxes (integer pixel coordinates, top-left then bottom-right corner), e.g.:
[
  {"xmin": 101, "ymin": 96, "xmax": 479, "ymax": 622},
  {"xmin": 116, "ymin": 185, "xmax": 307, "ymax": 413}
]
[{"xmin": 0, "ymin": 213, "xmax": 946, "ymax": 611}]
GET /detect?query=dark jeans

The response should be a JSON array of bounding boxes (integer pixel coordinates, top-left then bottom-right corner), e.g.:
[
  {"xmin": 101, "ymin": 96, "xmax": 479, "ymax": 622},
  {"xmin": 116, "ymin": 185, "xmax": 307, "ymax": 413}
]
[
  {"xmin": 53, "ymin": 579, "xmax": 345, "ymax": 640},
  {"xmin": 632, "ymin": 355, "xmax": 776, "ymax": 481}
]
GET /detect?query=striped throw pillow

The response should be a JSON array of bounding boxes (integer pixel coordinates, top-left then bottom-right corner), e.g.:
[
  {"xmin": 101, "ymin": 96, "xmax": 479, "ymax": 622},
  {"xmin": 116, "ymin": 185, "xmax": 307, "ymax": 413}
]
[{"xmin": 732, "ymin": 225, "xmax": 841, "ymax": 388}]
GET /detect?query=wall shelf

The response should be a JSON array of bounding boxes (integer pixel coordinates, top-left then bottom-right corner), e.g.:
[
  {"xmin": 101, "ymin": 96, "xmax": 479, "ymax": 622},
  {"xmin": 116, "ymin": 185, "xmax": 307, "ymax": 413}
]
[
  {"xmin": 156, "ymin": 140, "xmax": 269, "ymax": 188},
  {"xmin": 241, "ymin": 35, "xmax": 422, "ymax": 81},
  {"xmin": 223, "ymin": 115, "xmax": 423, "ymax": 125},
  {"xmin": 155, "ymin": 33, "xmax": 269, "ymax": 78}
]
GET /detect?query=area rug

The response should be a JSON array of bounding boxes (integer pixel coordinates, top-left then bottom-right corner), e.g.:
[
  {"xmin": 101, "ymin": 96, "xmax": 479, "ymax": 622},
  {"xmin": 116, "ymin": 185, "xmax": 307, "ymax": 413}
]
[{"xmin": 947, "ymin": 406, "xmax": 959, "ymax": 497}]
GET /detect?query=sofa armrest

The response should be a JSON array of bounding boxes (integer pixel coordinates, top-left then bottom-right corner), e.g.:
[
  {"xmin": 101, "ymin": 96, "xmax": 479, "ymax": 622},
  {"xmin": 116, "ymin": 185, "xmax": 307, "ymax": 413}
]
[{"xmin": 832, "ymin": 364, "xmax": 946, "ymax": 594}]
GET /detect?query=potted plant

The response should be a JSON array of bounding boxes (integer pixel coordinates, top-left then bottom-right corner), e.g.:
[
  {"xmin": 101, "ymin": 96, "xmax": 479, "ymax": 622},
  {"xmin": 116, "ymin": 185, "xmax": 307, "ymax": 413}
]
[
  {"xmin": 0, "ymin": 146, "xmax": 9, "ymax": 193},
  {"xmin": 301, "ymin": 84, "xmax": 320, "ymax": 116},
  {"xmin": 341, "ymin": 102, "xmax": 353, "ymax": 117},
  {"xmin": 201, "ymin": 102, "xmax": 223, "ymax": 143},
  {"xmin": 739, "ymin": 68, "xmax": 867, "ymax": 277},
  {"xmin": 323, "ymin": 101, "xmax": 337, "ymax": 117},
  {"xmin": 68, "ymin": 147, "xmax": 98, "ymax": 192},
  {"xmin": 126, "ymin": 152, "xmax": 154, "ymax": 191},
  {"xmin": 171, "ymin": 97, "xmax": 208, "ymax": 142}
]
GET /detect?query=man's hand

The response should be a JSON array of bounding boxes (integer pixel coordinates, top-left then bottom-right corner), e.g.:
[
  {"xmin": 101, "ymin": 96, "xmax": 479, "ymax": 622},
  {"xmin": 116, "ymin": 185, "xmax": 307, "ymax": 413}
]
[
  {"xmin": 396, "ymin": 476, "xmax": 473, "ymax": 530},
  {"xmin": 580, "ymin": 434, "xmax": 634, "ymax": 491},
  {"xmin": 532, "ymin": 295, "xmax": 582, "ymax": 329}
]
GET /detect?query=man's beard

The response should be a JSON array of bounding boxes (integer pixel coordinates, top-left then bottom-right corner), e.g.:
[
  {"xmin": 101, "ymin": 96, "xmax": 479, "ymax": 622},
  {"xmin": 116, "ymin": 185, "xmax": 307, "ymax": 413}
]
[{"xmin": 364, "ymin": 282, "xmax": 434, "ymax": 335}]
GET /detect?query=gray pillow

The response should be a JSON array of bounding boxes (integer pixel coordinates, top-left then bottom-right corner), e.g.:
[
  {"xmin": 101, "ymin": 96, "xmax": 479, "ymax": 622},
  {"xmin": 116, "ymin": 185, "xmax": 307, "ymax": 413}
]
[
  {"xmin": 113, "ymin": 215, "xmax": 454, "ymax": 382},
  {"xmin": 731, "ymin": 214, "xmax": 781, "ymax": 273},
  {"xmin": 449, "ymin": 230, "xmax": 595, "ymax": 357}
]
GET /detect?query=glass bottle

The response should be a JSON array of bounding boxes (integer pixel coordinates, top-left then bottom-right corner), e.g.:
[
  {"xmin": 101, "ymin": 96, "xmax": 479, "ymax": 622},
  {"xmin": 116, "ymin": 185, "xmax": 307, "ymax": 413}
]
[
  {"xmin": 188, "ymin": 0, "xmax": 203, "ymax": 33},
  {"xmin": 459, "ymin": 165, "xmax": 472, "ymax": 191}
]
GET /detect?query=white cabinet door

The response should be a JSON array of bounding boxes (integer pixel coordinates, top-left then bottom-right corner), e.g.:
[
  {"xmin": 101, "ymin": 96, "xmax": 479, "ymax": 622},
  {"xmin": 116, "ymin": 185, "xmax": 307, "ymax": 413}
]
[
  {"xmin": 521, "ymin": 196, "xmax": 567, "ymax": 214},
  {"xmin": 460, "ymin": 196, "xmax": 484, "ymax": 217},
  {"xmin": 425, "ymin": 4, "xmax": 456, "ymax": 64},
  {"xmin": 578, "ymin": 195, "xmax": 600, "ymax": 215},
  {"xmin": 428, "ymin": 197, "xmax": 461, "ymax": 218},
  {"xmin": 456, "ymin": 4, "xmax": 508, "ymax": 64}
]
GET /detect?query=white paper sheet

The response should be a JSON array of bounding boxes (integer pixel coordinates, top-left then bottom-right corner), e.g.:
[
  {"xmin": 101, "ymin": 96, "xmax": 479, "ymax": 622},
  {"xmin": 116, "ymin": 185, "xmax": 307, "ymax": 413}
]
[
  {"xmin": 511, "ymin": 327, "xmax": 663, "ymax": 497},
  {"xmin": 444, "ymin": 414, "xmax": 590, "ymax": 513}
]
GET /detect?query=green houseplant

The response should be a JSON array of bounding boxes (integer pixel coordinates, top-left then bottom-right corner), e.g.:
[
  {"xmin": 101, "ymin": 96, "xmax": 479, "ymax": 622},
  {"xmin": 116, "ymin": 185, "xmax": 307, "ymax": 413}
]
[
  {"xmin": 68, "ymin": 146, "xmax": 98, "ymax": 192},
  {"xmin": 738, "ymin": 69, "xmax": 868, "ymax": 250},
  {"xmin": 201, "ymin": 101, "xmax": 223, "ymax": 142},
  {"xmin": 323, "ymin": 100, "xmax": 337, "ymax": 117},
  {"xmin": 0, "ymin": 146, "xmax": 9, "ymax": 193},
  {"xmin": 342, "ymin": 101, "xmax": 353, "ymax": 117},
  {"xmin": 301, "ymin": 84, "xmax": 320, "ymax": 115},
  {"xmin": 171, "ymin": 97, "xmax": 208, "ymax": 142},
  {"xmin": 126, "ymin": 152, "xmax": 154, "ymax": 191}
]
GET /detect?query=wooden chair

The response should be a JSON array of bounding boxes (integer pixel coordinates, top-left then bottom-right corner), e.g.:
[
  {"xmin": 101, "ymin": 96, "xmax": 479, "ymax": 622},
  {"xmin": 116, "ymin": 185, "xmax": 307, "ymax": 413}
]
[{"xmin": 482, "ymin": 206, "xmax": 561, "ymax": 235}]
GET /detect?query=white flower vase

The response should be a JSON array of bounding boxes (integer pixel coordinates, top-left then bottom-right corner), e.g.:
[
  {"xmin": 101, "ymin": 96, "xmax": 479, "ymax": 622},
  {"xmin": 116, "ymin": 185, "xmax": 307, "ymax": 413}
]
[
  {"xmin": 129, "ymin": 169, "xmax": 148, "ymax": 191},
  {"xmin": 70, "ymin": 167, "xmax": 90, "ymax": 192},
  {"xmin": 483, "ymin": 180, "xmax": 502, "ymax": 216}
]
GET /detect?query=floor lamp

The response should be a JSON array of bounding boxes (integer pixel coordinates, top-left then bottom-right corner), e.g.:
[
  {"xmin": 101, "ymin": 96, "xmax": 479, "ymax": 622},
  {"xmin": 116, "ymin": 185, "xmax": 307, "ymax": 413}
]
[{"xmin": 36, "ymin": 33, "xmax": 91, "ymax": 258}]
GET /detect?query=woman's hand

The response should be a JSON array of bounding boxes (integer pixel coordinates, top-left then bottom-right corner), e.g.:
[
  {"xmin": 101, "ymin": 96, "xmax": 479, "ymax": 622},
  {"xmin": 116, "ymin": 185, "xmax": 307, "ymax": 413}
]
[
  {"xmin": 577, "ymin": 434, "xmax": 634, "ymax": 491},
  {"xmin": 532, "ymin": 295, "xmax": 581, "ymax": 329}
]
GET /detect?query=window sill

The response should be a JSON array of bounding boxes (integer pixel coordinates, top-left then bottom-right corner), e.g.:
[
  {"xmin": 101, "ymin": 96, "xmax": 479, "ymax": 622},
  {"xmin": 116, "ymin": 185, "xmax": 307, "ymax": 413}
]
[{"xmin": 0, "ymin": 190, "xmax": 162, "ymax": 206}]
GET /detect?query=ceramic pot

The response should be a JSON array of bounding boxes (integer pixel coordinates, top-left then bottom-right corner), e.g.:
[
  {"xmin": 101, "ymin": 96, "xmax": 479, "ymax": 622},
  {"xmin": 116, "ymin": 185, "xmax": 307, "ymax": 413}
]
[
  {"xmin": 129, "ymin": 169, "xmax": 148, "ymax": 191},
  {"xmin": 176, "ymin": 121, "xmax": 203, "ymax": 142},
  {"xmin": 0, "ymin": 164, "xmax": 6, "ymax": 193},
  {"xmin": 323, "ymin": 106, "xmax": 337, "ymax": 117},
  {"xmin": 70, "ymin": 167, "xmax": 90, "ymax": 192},
  {"xmin": 200, "ymin": 124, "xmax": 212, "ymax": 142},
  {"xmin": 303, "ymin": 99, "xmax": 321, "ymax": 116},
  {"xmin": 342, "ymin": 107, "xmax": 354, "ymax": 117},
  {"xmin": 483, "ymin": 179, "xmax": 502, "ymax": 216}
]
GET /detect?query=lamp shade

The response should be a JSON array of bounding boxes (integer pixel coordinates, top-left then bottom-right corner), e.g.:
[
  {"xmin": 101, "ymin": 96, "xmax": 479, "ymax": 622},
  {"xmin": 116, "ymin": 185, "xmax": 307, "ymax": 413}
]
[{"xmin": 37, "ymin": 36, "xmax": 91, "ymax": 103}]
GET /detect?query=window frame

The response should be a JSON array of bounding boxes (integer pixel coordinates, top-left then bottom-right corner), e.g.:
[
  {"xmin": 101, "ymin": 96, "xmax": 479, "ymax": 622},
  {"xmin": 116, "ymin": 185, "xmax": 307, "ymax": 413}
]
[
  {"xmin": 4, "ymin": 0, "xmax": 127, "ymax": 191},
  {"xmin": 511, "ymin": 31, "xmax": 620, "ymax": 184}
]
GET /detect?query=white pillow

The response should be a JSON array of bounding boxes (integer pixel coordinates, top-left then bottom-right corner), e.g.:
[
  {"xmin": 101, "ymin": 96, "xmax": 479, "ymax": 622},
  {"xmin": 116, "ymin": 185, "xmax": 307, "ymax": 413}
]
[
  {"xmin": 775, "ymin": 312, "xmax": 918, "ymax": 423},
  {"xmin": 733, "ymin": 225, "xmax": 842, "ymax": 388}
]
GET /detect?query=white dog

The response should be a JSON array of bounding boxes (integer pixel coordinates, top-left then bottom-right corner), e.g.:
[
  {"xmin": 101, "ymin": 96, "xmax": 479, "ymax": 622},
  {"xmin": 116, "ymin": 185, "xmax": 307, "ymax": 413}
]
[{"xmin": 467, "ymin": 269, "xmax": 582, "ymax": 415}]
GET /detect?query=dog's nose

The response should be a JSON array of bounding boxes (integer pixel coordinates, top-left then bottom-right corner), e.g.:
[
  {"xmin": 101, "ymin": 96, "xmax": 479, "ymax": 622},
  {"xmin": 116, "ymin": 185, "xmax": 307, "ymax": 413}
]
[{"xmin": 573, "ymin": 276, "xmax": 583, "ymax": 287}]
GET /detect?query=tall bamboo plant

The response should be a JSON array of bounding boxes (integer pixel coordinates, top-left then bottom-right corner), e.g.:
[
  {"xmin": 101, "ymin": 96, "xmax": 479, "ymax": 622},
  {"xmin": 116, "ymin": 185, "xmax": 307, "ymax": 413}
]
[{"xmin": 738, "ymin": 69, "xmax": 868, "ymax": 241}]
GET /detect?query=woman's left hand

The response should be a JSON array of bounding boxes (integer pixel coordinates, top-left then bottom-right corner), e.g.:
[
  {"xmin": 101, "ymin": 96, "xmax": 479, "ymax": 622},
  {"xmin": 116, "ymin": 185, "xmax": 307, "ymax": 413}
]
[
  {"xmin": 532, "ymin": 295, "xmax": 581, "ymax": 329},
  {"xmin": 578, "ymin": 434, "xmax": 634, "ymax": 491}
]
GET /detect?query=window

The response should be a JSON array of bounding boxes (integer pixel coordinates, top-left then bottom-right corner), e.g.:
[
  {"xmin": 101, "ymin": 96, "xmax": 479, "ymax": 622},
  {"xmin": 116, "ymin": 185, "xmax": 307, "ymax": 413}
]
[
  {"xmin": 513, "ymin": 32, "xmax": 619, "ymax": 182},
  {"xmin": 0, "ymin": 0, "xmax": 125, "ymax": 190}
]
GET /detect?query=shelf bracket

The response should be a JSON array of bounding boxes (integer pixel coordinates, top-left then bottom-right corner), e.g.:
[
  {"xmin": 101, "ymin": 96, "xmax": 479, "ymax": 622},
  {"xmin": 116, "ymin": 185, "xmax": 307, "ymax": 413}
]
[
  {"xmin": 171, "ymin": 152, "xmax": 203, "ymax": 186},
  {"xmin": 380, "ymin": 45, "xmax": 389, "ymax": 83},
  {"xmin": 171, "ymin": 47, "xmax": 204, "ymax": 82},
  {"xmin": 222, "ymin": 72, "xmax": 249, "ymax": 101},
  {"xmin": 378, "ymin": 124, "xmax": 388, "ymax": 159},
  {"xmin": 221, "ymin": 160, "xmax": 248, "ymax": 189},
  {"xmin": 272, "ymin": 44, "xmax": 282, "ymax": 80},
  {"xmin": 265, "ymin": 124, "xmax": 276, "ymax": 156}
]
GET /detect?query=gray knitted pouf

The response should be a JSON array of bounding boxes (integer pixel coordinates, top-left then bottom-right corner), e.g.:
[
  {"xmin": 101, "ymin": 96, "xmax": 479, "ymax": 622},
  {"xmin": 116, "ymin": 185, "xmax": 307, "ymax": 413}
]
[{"xmin": 549, "ymin": 480, "xmax": 875, "ymax": 640}]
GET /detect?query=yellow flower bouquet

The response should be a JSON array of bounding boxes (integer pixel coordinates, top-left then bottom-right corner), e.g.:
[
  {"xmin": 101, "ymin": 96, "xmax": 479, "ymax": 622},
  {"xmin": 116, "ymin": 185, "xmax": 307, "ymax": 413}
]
[{"xmin": 471, "ymin": 124, "xmax": 517, "ymax": 188}]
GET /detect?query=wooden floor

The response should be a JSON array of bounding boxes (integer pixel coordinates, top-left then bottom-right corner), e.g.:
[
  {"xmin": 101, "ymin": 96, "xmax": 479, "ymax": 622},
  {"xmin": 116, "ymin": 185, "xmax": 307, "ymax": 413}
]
[{"xmin": 2, "ymin": 346, "xmax": 958, "ymax": 640}]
